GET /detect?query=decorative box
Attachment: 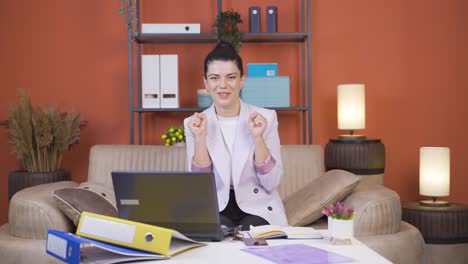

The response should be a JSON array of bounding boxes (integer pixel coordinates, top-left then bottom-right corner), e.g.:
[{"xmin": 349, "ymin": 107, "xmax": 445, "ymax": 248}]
[
  {"xmin": 241, "ymin": 77, "xmax": 290, "ymax": 107},
  {"xmin": 247, "ymin": 63, "xmax": 278, "ymax": 77}
]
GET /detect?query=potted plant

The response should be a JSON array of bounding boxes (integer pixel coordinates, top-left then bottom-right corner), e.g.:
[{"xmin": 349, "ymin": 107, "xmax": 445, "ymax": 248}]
[
  {"xmin": 161, "ymin": 126, "xmax": 186, "ymax": 146},
  {"xmin": 213, "ymin": 9, "xmax": 244, "ymax": 51},
  {"xmin": 322, "ymin": 202, "xmax": 355, "ymax": 244},
  {"xmin": 6, "ymin": 91, "xmax": 81, "ymax": 200}
]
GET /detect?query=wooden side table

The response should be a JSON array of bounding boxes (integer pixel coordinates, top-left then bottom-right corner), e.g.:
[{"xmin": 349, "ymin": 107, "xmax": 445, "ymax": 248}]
[
  {"xmin": 402, "ymin": 201, "xmax": 468, "ymax": 264},
  {"xmin": 402, "ymin": 201, "xmax": 468, "ymax": 244},
  {"xmin": 324, "ymin": 138, "xmax": 385, "ymax": 185}
]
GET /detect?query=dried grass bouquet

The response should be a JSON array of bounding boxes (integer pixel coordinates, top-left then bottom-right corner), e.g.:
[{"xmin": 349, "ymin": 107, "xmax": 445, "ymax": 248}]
[{"xmin": 7, "ymin": 91, "xmax": 81, "ymax": 172}]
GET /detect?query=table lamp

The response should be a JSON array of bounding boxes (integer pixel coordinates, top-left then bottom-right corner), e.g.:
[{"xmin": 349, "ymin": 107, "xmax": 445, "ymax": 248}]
[
  {"xmin": 419, "ymin": 147, "xmax": 450, "ymax": 207},
  {"xmin": 338, "ymin": 84, "xmax": 366, "ymax": 140},
  {"xmin": 325, "ymin": 83, "xmax": 385, "ymax": 186}
]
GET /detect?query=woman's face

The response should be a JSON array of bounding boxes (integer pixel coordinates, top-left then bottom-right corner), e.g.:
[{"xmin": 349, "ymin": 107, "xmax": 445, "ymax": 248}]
[{"xmin": 204, "ymin": 60, "xmax": 244, "ymax": 112}]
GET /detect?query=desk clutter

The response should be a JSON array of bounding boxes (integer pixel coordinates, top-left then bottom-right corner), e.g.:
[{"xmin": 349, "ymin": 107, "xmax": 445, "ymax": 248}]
[
  {"xmin": 45, "ymin": 212, "xmax": 206, "ymax": 263},
  {"xmin": 46, "ymin": 230, "xmax": 168, "ymax": 263},
  {"xmin": 46, "ymin": 212, "xmax": 347, "ymax": 264}
]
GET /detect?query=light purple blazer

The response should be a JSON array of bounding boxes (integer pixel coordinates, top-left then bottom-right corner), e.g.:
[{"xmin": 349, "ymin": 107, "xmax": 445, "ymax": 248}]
[{"xmin": 184, "ymin": 100, "xmax": 288, "ymax": 226}]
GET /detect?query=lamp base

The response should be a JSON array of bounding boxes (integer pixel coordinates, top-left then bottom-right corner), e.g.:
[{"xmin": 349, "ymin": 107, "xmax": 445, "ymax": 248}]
[
  {"xmin": 338, "ymin": 134, "xmax": 366, "ymax": 140},
  {"xmin": 419, "ymin": 200, "xmax": 450, "ymax": 207}
]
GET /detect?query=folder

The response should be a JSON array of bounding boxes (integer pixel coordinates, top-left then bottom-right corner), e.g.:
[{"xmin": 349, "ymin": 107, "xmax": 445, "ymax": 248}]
[
  {"xmin": 46, "ymin": 229, "xmax": 167, "ymax": 264},
  {"xmin": 142, "ymin": 55, "xmax": 160, "ymax": 108},
  {"xmin": 76, "ymin": 212, "xmax": 206, "ymax": 256},
  {"xmin": 160, "ymin": 54, "xmax": 179, "ymax": 108}
]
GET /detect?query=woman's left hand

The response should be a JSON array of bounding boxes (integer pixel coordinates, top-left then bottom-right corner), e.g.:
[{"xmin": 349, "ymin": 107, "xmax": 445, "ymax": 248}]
[{"xmin": 248, "ymin": 111, "xmax": 267, "ymax": 139}]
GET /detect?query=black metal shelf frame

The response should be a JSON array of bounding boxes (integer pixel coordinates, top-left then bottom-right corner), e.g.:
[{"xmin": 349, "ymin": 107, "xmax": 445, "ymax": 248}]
[
  {"xmin": 126, "ymin": 0, "xmax": 312, "ymax": 144},
  {"xmin": 134, "ymin": 32, "xmax": 308, "ymax": 44},
  {"xmin": 133, "ymin": 106, "xmax": 308, "ymax": 113}
]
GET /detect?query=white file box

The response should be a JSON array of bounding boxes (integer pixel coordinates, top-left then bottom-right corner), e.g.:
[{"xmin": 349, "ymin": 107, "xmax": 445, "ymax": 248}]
[
  {"xmin": 142, "ymin": 55, "xmax": 160, "ymax": 108},
  {"xmin": 160, "ymin": 55, "xmax": 179, "ymax": 108}
]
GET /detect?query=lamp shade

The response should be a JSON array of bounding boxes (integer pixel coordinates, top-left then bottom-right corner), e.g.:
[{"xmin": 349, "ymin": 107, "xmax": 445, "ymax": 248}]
[
  {"xmin": 337, "ymin": 84, "xmax": 365, "ymax": 130},
  {"xmin": 419, "ymin": 147, "xmax": 450, "ymax": 197}
]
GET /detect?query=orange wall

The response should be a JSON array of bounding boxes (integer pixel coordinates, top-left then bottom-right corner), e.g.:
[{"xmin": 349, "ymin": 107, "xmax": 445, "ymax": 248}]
[{"xmin": 1, "ymin": 0, "xmax": 467, "ymax": 225}]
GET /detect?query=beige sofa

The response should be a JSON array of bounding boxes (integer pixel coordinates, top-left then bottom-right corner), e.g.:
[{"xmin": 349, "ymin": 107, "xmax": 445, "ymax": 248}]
[{"xmin": 0, "ymin": 144, "xmax": 424, "ymax": 263}]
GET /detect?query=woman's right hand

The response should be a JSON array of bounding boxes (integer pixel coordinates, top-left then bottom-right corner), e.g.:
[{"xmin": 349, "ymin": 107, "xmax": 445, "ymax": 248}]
[{"xmin": 188, "ymin": 112, "xmax": 208, "ymax": 139}]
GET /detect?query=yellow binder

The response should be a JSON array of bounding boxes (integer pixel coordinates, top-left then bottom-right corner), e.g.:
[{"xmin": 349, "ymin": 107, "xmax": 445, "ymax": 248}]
[{"xmin": 76, "ymin": 211, "xmax": 206, "ymax": 256}]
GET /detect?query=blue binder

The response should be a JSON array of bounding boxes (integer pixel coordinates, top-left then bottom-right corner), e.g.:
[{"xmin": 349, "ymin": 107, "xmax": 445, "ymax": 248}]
[
  {"xmin": 46, "ymin": 229, "xmax": 167, "ymax": 264},
  {"xmin": 249, "ymin": 6, "xmax": 261, "ymax": 33},
  {"xmin": 266, "ymin": 6, "xmax": 278, "ymax": 32}
]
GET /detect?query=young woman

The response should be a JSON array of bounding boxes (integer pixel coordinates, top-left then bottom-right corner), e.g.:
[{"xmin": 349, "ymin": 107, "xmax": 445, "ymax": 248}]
[{"xmin": 184, "ymin": 42, "xmax": 287, "ymax": 230}]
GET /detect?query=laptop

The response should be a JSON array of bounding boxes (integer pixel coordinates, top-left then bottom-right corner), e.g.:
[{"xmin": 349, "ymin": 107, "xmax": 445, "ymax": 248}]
[{"xmin": 111, "ymin": 171, "xmax": 225, "ymax": 242}]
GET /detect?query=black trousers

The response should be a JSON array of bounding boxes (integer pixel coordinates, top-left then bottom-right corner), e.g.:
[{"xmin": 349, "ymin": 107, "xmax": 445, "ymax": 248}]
[{"xmin": 220, "ymin": 189, "xmax": 269, "ymax": 231}]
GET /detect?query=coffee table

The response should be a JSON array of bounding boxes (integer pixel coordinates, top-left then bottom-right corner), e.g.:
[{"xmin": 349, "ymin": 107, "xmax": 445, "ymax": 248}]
[{"xmin": 150, "ymin": 230, "xmax": 391, "ymax": 263}]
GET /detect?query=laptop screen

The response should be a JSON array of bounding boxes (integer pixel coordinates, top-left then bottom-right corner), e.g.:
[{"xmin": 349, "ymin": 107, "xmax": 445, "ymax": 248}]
[{"xmin": 111, "ymin": 171, "xmax": 222, "ymax": 238}]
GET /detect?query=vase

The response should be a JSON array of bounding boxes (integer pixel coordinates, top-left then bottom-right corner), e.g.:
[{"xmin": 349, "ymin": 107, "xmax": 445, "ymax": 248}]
[
  {"xmin": 197, "ymin": 89, "xmax": 213, "ymax": 108},
  {"xmin": 172, "ymin": 142, "xmax": 186, "ymax": 147},
  {"xmin": 8, "ymin": 170, "xmax": 71, "ymax": 200},
  {"xmin": 328, "ymin": 217, "xmax": 354, "ymax": 242}
]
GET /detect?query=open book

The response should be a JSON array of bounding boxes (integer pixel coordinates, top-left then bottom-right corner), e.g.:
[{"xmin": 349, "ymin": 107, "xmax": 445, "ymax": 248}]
[{"xmin": 248, "ymin": 225, "xmax": 323, "ymax": 239}]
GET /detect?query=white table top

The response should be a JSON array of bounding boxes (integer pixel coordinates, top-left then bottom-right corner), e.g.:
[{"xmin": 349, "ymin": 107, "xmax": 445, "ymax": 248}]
[{"xmin": 150, "ymin": 230, "xmax": 391, "ymax": 264}]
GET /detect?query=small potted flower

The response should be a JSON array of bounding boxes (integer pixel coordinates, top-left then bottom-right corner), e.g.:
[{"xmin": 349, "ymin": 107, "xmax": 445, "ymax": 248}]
[
  {"xmin": 161, "ymin": 126, "xmax": 185, "ymax": 146},
  {"xmin": 322, "ymin": 202, "xmax": 355, "ymax": 243}
]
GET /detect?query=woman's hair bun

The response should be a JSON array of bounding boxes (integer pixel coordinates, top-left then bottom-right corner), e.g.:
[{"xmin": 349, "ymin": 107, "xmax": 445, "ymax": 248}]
[
  {"xmin": 204, "ymin": 41, "xmax": 244, "ymax": 77},
  {"xmin": 215, "ymin": 41, "xmax": 237, "ymax": 53}
]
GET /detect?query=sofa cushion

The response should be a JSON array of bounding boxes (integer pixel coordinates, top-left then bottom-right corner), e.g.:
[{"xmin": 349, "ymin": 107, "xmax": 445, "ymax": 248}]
[
  {"xmin": 283, "ymin": 170, "xmax": 360, "ymax": 226},
  {"xmin": 54, "ymin": 182, "xmax": 117, "ymax": 226},
  {"xmin": 8, "ymin": 181, "xmax": 78, "ymax": 240}
]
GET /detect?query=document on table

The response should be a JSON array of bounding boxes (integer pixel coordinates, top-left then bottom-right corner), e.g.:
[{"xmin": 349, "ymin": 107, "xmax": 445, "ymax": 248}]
[{"xmin": 241, "ymin": 244, "xmax": 355, "ymax": 264}]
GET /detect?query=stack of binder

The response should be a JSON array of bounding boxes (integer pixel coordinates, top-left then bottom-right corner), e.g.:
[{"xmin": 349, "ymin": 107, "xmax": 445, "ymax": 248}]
[
  {"xmin": 46, "ymin": 230, "xmax": 167, "ymax": 264},
  {"xmin": 46, "ymin": 212, "xmax": 206, "ymax": 263}
]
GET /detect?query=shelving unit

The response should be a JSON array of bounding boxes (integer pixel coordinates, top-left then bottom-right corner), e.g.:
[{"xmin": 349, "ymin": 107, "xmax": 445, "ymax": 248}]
[{"xmin": 123, "ymin": 0, "xmax": 312, "ymax": 144}]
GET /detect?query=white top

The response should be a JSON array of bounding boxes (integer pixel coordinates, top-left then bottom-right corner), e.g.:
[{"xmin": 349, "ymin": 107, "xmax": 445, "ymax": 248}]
[
  {"xmin": 217, "ymin": 115, "xmax": 239, "ymax": 188},
  {"xmin": 217, "ymin": 115, "xmax": 239, "ymax": 155}
]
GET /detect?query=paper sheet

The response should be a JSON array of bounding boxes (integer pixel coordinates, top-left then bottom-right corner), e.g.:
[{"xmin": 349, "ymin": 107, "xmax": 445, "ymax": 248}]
[{"xmin": 241, "ymin": 244, "xmax": 355, "ymax": 264}]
